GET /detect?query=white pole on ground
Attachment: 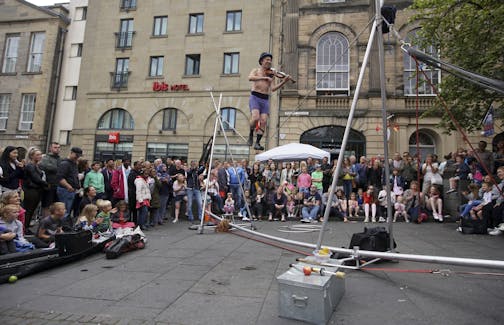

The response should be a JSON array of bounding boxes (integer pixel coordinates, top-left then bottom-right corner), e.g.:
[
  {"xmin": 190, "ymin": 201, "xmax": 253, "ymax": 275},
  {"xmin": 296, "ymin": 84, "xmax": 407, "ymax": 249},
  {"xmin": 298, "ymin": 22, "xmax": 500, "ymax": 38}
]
[
  {"xmin": 198, "ymin": 92, "xmax": 222, "ymax": 234},
  {"xmin": 315, "ymin": 20, "xmax": 378, "ymax": 251},
  {"xmin": 375, "ymin": 0, "xmax": 395, "ymax": 251}
]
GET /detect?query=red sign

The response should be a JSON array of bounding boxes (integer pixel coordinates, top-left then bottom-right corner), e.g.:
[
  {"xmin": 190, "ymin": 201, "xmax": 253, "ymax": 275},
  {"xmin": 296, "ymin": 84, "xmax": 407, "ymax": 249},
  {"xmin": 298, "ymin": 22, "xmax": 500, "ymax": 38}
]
[
  {"xmin": 108, "ymin": 132, "xmax": 120, "ymax": 144},
  {"xmin": 153, "ymin": 81, "xmax": 190, "ymax": 92}
]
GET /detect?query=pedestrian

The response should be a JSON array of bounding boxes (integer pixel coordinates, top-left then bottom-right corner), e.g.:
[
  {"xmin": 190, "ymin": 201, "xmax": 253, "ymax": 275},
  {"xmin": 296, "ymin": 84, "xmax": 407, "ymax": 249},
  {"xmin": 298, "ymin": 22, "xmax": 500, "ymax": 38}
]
[
  {"xmin": 56, "ymin": 147, "xmax": 82, "ymax": 223},
  {"xmin": 22, "ymin": 147, "xmax": 48, "ymax": 232},
  {"xmin": 39, "ymin": 142, "xmax": 61, "ymax": 217}
]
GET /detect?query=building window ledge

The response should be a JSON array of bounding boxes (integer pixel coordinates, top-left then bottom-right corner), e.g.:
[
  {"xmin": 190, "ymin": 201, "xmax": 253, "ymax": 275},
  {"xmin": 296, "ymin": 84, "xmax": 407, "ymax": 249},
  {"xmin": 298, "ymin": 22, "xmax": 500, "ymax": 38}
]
[
  {"xmin": 22, "ymin": 72, "xmax": 42, "ymax": 75},
  {"xmin": 220, "ymin": 73, "xmax": 240, "ymax": 77},
  {"xmin": 182, "ymin": 74, "xmax": 200, "ymax": 78},
  {"xmin": 0, "ymin": 72, "xmax": 17, "ymax": 76},
  {"xmin": 186, "ymin": 32, "xmax": 205, "ymax": 37},
  {"xmin": 223, "ymin": 31, "xmax": 243, "ymax": 35}
]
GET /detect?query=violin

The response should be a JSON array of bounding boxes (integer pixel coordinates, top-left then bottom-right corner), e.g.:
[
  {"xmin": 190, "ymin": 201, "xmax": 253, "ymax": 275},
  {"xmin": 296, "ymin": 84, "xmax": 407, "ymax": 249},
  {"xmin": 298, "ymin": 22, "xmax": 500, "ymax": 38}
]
[{"xmin": 264, "ymin": 68, "xmax": 296, "ymax": 83}]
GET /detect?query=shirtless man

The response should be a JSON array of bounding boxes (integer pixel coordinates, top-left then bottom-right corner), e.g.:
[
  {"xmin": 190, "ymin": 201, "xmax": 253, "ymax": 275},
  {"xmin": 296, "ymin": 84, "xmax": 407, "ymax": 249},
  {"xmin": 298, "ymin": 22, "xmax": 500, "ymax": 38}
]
[{"xmin": 248, "ymin": 52, "xmax": 291, "ymax": 151}]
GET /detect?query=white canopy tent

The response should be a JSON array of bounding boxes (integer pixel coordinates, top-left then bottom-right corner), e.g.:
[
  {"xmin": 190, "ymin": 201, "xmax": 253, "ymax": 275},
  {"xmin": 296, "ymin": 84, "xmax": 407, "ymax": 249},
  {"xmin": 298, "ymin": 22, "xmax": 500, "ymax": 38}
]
[{"xmin": 254, "ymin": 143, "xmax": 330, "ymax": 162}]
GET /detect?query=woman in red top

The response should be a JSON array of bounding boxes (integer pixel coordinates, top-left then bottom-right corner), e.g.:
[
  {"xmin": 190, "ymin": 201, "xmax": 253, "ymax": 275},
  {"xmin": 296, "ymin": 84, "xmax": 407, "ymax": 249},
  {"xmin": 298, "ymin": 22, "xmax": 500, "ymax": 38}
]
[{"xmin": 363, "ymin": 185, "xmax": 377, "ymax": 223}]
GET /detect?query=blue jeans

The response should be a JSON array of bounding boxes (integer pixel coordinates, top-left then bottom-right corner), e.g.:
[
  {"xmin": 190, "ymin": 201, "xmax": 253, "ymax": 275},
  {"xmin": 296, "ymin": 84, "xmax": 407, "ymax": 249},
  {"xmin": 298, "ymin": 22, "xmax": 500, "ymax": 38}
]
[
  {"xmin": 157, "ymin": 194, "xmax": 169, "ymax": 222},
  {"xmin": 186, "ymin": 188, "xmax": 202, "ymax": 221},
  {"xmin": 229, "ymin": 184, "xmax": 242, "ymax": 210},
  {"xmin": 302, "ymin": 205, "xmax": 320, "ymax": 220},
  {"xmin": 137, "ymin": 205, "xmax": 148, "ymax": 227},
  {"xmin": 460, "ymin": 200, "xmax": 482, "ymax": 218},
  {"xmin": 57, "ymin": 186, "xmax": 75, "ymax": 221}
]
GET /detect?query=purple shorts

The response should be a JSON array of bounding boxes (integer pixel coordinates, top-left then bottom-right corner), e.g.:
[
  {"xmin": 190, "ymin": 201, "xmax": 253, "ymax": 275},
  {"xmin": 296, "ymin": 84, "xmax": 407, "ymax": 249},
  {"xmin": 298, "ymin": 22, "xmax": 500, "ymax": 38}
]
[{"xmin": 249, "ymin": 91, "xmax": 270, "ymax": 115}]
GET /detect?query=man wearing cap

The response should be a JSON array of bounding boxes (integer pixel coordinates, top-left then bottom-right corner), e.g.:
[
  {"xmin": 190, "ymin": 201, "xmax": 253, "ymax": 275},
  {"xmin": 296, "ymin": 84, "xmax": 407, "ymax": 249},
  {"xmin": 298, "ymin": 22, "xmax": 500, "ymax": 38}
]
[
  {"xmin": 248, "ymin": 52, "xmax": 291, "ymax": 150},
  {"xmin": 56, "ymin": 147, "xmax": 82, "ymax": 222}
]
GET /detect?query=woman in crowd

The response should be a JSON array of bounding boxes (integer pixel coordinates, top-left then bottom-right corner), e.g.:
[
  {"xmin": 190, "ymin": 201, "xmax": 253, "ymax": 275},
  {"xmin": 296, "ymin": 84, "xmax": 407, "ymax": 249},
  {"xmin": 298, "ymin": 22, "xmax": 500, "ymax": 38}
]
[
  {"xmin": 23, "ymin": 147, "xmax": 48, "ymax": 232},
  {"xmin": 0, "ymin": 146, "xmax": 24, "ymax": 193}
]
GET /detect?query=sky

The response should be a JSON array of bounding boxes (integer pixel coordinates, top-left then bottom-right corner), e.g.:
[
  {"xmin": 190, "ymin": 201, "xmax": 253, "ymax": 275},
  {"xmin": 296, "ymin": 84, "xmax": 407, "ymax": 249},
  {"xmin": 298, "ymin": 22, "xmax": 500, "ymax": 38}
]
[{"xmin": 25, "ymin": 0, "xmax": 58, "ymax": 6}]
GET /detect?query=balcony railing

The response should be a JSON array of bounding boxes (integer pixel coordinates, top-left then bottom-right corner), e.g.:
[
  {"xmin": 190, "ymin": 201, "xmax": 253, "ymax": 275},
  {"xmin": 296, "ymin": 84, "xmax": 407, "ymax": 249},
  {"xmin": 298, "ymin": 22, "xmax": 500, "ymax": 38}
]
[
  {"xmin": 316, "ymin": 96, "xmax": 350, "ymax": 109},
  {"xmin": 114, "ymin": 31, "xmax": 135, "ymax": 49},
  {"xmin": 110, "ymin": 71, "xmax": 130, "ymax": 90},
  {"xmin": 120, "ymin": 0, "xmax": 137, "ymax": 10},
  {"xmin": 404, "ymin": 97, "xmax": 435, "ymax": 111}
]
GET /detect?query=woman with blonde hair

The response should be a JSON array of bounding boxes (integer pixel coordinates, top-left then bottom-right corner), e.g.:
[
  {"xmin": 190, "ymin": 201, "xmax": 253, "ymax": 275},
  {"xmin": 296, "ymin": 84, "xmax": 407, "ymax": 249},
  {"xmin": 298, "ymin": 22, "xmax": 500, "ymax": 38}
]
[{"xmin": 23, "ymin": 147, "xmax": 48, "ymax": 232}]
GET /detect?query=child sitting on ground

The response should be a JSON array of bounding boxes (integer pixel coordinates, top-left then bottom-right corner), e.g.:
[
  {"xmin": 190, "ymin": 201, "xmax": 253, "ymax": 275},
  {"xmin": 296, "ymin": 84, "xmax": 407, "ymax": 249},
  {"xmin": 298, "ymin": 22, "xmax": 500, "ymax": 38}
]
[
  {"xmin": 37, "ymin": 202, "xmax": 65, "ymax": 246},
  {"xmin": 111, "ymin": 200, "xmax": 135, "ymax": 229},
  {"xmin": 95, "ymin": 199, "xmax": 116, "ymax": 232},
  {"xmin": 347, "ymin": 192, "xmax": 360, "ymax": 218},
  {"xmin": 0, "ymin": 204, "xmax": 39, "ymax": 251},
  {"xmin": 428, "ymin": 185, "xmax": 444, "ymax": 222},
  {"xmin": 240, "ymin": 190, "xmax": 251, "ymax": 221},
  {"xmin": 286, "ymin": 194, "xmax": 295, "ymax": 218},
  {"xmin": 467, "ymin": 182, "xmax": 494, "ymax": 220},
  {"xmin": 223, "ymin": 193, "xmax": 235, "ymax": 215},
  {"xmin": 394, "ymin": 195, "xmax": 409, "ymax": 222},
  {"xmin": 76, "ymin": 204, "xmax": 98, "ymax": 231},
  {"xmin": 252, "ymin": 187, "xmax": 265, "ymax": 220}
]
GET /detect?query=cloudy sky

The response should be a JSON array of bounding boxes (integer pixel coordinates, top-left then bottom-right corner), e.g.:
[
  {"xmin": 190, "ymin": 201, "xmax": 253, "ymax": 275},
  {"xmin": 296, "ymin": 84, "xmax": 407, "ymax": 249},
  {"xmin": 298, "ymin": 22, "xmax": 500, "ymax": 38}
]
[{"xmin": 26, "ymin": 0, "xmax": 58, "ymax": 6}]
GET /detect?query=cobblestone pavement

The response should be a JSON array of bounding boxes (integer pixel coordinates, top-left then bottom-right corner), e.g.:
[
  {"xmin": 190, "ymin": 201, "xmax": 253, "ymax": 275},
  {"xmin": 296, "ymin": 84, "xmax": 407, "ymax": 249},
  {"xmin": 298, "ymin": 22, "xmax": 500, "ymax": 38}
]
[{"xmin": 1, "ymin": 220, "xmax": 504, "ymax": 324}]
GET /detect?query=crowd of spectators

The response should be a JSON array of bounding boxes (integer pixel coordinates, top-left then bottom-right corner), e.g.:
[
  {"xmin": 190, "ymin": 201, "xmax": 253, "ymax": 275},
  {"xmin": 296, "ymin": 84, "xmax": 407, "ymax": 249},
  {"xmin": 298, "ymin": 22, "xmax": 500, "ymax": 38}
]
[{"xmin": 1, "ymin": 138, "xmax": 504, "ymax": 255}]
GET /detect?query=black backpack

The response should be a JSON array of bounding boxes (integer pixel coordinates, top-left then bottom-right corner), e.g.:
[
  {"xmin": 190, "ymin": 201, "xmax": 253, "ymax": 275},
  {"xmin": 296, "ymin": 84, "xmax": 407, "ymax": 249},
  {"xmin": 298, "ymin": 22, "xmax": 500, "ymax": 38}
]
[{"xmin": 349, "ymin": 226, "xmax": 396, "ymax": 252}]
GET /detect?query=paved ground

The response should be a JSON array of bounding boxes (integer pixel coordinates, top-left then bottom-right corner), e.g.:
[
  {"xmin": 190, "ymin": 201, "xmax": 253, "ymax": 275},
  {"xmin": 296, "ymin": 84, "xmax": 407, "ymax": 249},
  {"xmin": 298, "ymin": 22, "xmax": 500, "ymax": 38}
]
[{"xmin": 1, "ymin": 219, "xmax": 504, "ymax": 325}]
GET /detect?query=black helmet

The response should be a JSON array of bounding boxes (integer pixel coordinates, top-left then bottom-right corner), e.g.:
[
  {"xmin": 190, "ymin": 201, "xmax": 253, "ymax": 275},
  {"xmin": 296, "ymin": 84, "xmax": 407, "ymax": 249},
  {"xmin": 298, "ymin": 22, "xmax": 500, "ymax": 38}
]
[{"xmin": 258, "ymin": 52, "xmax": 272, "ymax": 64}]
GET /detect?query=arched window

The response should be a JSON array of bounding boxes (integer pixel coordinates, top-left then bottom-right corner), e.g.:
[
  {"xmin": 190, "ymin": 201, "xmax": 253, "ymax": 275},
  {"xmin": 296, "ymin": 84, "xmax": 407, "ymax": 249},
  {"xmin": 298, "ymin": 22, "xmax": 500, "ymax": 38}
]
[
  {"xmin": 162, "ymin": 108, "xmax": 177, "ymax": 130},
  {"xmin": 409, "ymin": 131, "xmax": 436, "ymax": 159},
  {"xmin": 316, "ymin": 32, "xmax": 349, "ymax": 94},
  {"xmin": 97, "ymin": 108, "xmax": 134, "ymax": 130},
  {"xmin": 403, "ymin": 29, "xmax": 441, "ymax": 95},
  {"xmin": 221, "ymin": 107, "xmax": 236, "ymax": 131}
]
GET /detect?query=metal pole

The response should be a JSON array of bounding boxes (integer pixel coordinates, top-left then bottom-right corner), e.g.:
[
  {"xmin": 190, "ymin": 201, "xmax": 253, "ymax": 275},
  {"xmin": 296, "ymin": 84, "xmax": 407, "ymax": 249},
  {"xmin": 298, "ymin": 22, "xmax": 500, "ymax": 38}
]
[
  {"xmin": 207, "ymin": 210, "xmax": 504, "ymax": 270},
  {"xmin": 207, "ymin": 92, "xmax": 255, "ymax": 230},
  {"xmin": 198, "ymin": 92, "xmax": 222, "ymax": 234},
  {"xmin": 315, "ymin": 20, "xmax": 378, "ymax": 250},
  {"xmin": 375, "ymin": 0, "xmax": 395, "ymax": 251}
]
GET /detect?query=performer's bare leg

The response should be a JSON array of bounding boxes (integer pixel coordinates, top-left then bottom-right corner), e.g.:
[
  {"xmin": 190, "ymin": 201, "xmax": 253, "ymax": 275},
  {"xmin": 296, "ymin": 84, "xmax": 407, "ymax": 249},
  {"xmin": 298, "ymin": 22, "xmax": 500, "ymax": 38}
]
[{"xmin": 248, "ymin": 109, "xmax": 260, "ymax": 146}]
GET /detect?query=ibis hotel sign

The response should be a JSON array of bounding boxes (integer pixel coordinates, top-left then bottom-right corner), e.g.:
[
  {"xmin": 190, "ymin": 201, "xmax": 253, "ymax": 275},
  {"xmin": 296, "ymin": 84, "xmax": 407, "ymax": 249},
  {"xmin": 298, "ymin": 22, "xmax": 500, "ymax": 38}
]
[{"xmin": 153, "ymin": 81, "xmax": 190, "ymax": 92}]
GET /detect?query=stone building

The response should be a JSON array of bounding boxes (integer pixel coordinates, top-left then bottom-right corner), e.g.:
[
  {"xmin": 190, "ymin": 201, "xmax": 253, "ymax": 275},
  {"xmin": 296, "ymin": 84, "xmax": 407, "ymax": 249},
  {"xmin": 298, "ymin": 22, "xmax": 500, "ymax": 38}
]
[
  {"xmin": 70, "ymin": 0, "xmax": 489, "ymax": 162},
  {"xmin": 272, "ymin": 0, "xmax": 480, "ymax": 161},
  {"xmin": 72, "ymin": 0, "xmax": 274, "ymax": 162},
  {"xmin": 0, "ymin": 0, "xmax": 69, "ymax": 157}
]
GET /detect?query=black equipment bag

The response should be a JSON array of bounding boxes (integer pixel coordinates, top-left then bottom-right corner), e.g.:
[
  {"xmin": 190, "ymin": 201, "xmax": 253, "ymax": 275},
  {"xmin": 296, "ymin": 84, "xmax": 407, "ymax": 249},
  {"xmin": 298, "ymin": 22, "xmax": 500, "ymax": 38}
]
[
  {"xmin": 460, "ymin": 218, "xmax": 487, "ymax": 235},
  {"xmin": 105, "ymin": 234, "xmax": 144, "ymax": 259},
  {"xmin": 55, "ymin": 230, "xmax": 92, "ymax": 256},
  {"xmin": 349, "ymin": 227, "xmax": 396, "ymax": 252}
]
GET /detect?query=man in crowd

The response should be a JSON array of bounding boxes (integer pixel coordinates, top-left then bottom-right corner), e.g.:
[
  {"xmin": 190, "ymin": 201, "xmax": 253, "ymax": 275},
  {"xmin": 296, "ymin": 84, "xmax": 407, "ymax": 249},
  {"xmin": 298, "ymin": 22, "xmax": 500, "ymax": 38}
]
[
  {"xmin": 40, "ymin": 142, "xmax": 61, "ymax": 217},
  {"xmin": 56, "ymin": 147, "xmax": 82, "ymax": 222}
]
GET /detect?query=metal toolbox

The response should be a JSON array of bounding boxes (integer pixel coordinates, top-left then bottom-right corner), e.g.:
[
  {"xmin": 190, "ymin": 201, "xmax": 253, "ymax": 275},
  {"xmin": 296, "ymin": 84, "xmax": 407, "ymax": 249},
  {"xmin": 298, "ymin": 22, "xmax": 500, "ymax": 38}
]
[{"xmin": 277, "ymin": 261, "xmax": 345, "ymax": 325}]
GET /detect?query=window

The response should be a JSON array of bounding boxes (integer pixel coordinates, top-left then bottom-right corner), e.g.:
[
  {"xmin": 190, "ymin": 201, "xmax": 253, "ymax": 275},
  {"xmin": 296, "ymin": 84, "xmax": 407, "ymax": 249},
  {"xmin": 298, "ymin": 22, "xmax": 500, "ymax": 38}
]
[
  {"xmin": 223, "ymin": 53, "xmax": 239, "ymax": 74},
  {"xmin": 408, "ymin": 131, "xmax": 436, "ymax": 158},
  {"xmin": 211, "ymin": 144, "xmax": 249, "ymax": 161},
  {"xmin": 116, "ymin": 19, "xmax": 134, "ymax": 48},
  {"xmin": 75, "ymin": 6, "xmax": 87, "ymax": 20},
  {"xmin": 95, "ymin": 141, "xmax": 133, "ymax": 161},
  {"xmin": 112, "ymin": 58, "xmax": 129, "ymax": 89},
  {"xmin": 188, "ymin": 13, "xmax": 204, "ymax": 34},
  {"xmin": 65, "ymin": 86, "xmax": 78, "ymax": 100},
  {"xmin": 120, "ymin": 0, "xmax": 137, "ymax": 10},
  {"xmin": 162, "ymin": 108, "xmax": 177, "ymax": 130},
  {"xmin": 185, "ymin": 54, "xmax": 200, "ymax": 75},
  {"xmin": 19, "ymin": 94, "xmax": 36, "ymax": 131},
  {"xmin": 27, "ymin": 32, "xmax": 45, "ymax": 73},
  {"xmin": 220, "ymin": 108, "xmax": 236, "ymax": 130},
  {"xmin": 2, "ymin": 35, "xmax": 19, "ymax": 73},
  {"xmin": 149, "ymin": 56, "xmax": 163, "ymax": 77},
  {"xmin": 226, "ymin": 11, "xmax": 242, "ymax": 32},
  {"xmin": 0, "ymin": 94, "xmax": 10, "ymax": 130},
  {"xmin": 404, "ymin": 30, "xmax": 440, "ymax": 96},
  {"xmin": 70, "ymin": 43, "xmax": 83, "ymax": 57},
  {"xmin": 98, "ymin": 108, "xmax": 134, "ymax": 129},
  {"xmin": 146, "ymin": 143, "xmax": 188, "ymax": 162},
  {"xmin": 316, "ymin": 32, "xmax": 349, "ymax": 93},
  {"xmin": 59, "ymin": 130, "xmax": 71, "ymax": 145},
  {"xmin": 153, "ymin": 16, "xmax": 168, "ymax": 36}
]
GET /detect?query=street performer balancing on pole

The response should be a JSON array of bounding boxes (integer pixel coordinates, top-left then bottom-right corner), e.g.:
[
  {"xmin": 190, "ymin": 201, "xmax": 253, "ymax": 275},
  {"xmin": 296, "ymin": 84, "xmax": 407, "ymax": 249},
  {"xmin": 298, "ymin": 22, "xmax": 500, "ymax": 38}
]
[{"xmin": 247, "ymin": 52, "xmax": 291, "ymax": 151}]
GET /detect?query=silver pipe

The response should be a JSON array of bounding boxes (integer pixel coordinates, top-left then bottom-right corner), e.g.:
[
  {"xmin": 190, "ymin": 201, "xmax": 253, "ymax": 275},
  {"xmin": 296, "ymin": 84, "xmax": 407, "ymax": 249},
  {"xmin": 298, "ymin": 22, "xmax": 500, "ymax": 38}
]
[
  {"xmin": 315, "ymin": 20, "xmax": 378, "ymax": 250},
  {"xmin": 207, "ymin": 210, "xmax": 504, "ymax": 270},
  {"xmin": 198, "ymin": 92, "xmax": 222, "ymax": 234},
  {"xmin": 375, "ymin": 0, "xmax": 395, "ymax": 251}
]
